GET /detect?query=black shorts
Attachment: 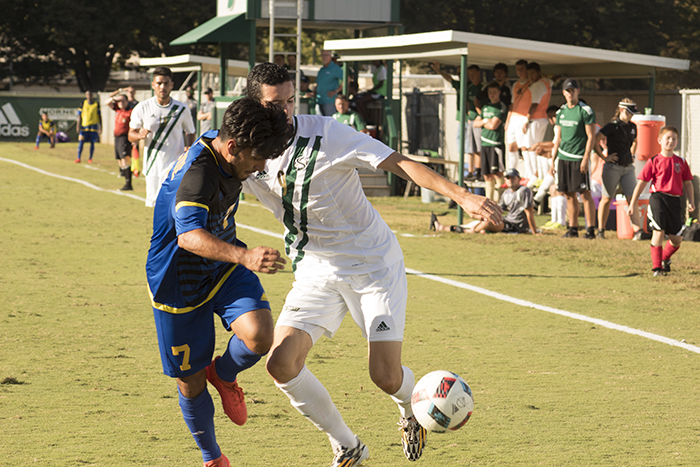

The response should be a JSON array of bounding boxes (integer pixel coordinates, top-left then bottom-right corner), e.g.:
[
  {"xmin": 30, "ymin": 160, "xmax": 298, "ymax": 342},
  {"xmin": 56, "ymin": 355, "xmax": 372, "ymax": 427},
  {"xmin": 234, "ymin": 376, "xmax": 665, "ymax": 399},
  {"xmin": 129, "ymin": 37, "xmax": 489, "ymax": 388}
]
[
  {"xmin": 114, "ymin": 134, "xmax": 132, "ymax": 160},
  {"xmin": 503, "ymin": 220, "xmax": 527, "ymax": 233},
  {"xmin": 648, "ymin": 192, "xmax": 683, "ymax": 235},
  {"xmin": 557, "ymin": 159, "xmax": 590, "ymax": 193},
  {"xmin": 481, "ymin": 145, "xmax": 505, "ymax": 175}
]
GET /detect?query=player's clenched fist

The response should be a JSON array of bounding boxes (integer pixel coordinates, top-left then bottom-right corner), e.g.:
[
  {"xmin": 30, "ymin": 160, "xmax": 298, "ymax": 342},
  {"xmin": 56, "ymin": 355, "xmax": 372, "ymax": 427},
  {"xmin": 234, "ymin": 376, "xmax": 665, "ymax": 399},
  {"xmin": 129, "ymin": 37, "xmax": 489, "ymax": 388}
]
[{"xmin": 242, "ymin": 246, "xmax": 286, "ymax": 274}]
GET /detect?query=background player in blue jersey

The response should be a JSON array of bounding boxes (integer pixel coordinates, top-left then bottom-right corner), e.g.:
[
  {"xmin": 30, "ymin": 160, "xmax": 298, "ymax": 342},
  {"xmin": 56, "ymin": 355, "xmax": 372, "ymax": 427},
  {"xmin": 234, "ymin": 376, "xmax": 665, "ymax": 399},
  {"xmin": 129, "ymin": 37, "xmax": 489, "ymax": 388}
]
[{"xmin": 146, "ymin": 98, "xmax": 293, "ymax": 467}]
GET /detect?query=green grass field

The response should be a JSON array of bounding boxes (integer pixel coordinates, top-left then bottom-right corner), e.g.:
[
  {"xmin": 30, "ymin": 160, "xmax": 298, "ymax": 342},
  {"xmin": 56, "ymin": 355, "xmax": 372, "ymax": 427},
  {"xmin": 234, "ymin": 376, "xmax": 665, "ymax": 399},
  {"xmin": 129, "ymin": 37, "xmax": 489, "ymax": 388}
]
[{"xmin": 2, "ymin": 142, "xmax": 699, "ymax": 466}]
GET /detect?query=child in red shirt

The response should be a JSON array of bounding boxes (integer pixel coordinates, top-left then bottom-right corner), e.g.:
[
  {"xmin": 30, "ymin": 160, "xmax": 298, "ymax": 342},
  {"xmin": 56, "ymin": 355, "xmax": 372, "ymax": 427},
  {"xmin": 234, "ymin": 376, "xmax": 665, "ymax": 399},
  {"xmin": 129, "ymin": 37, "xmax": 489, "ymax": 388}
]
[
  {"xmin": 628, "ymin": 126, "xmax": 695, "ymax": 276},
  {"xmin": 107, "ymin": 93, "xmax": 134, "ymax": 191}
]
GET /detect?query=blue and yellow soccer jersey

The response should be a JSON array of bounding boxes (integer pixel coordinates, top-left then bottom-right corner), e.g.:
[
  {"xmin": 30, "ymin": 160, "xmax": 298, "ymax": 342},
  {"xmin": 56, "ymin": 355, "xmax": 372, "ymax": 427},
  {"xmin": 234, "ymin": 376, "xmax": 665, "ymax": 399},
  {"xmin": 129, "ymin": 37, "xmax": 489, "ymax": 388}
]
[
  {"xmin": 78, "ymin": 99, "xmax": 101, "ymax": 131},
  {"xmin": 39, "ymin": 118, "xmax": 56, "ymax": 133},
  {"xmin": 146, "ymin": 131, "xmax": 245, "ymax": 311}
]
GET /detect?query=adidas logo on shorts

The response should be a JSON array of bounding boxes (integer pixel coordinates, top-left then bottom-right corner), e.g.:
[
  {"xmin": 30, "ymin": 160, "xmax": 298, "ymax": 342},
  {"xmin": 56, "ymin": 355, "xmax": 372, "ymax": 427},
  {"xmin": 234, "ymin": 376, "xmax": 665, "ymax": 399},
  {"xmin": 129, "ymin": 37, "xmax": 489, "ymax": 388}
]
[{"xmin": 376, "ymin": 321, "xmax": 391, "ymax": 332}]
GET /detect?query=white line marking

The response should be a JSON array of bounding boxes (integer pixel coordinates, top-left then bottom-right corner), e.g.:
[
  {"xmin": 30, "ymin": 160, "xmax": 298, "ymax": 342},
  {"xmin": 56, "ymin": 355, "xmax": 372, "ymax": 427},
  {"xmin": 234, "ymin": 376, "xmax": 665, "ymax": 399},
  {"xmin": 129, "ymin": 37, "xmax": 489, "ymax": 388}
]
[
  {"xmin": 0, "ymin": 157, "xmax": 145, "ymax": 202},
  {"xmin": 3, "ymin": 156, "xmax": 698, "ymax": 354}
]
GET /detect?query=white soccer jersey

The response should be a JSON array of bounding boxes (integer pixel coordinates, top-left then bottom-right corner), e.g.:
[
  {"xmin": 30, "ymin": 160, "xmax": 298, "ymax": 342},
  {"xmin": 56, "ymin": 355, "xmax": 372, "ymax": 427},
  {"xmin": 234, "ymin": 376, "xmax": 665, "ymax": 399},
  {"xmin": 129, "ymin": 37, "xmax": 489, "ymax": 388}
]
[
  {"xmin": 130, "ymin": 97, "xmax": 195, "ymax": 178},
  {"xmin": 243, "ymin": 115, "xmax": 403, "ymax": 279}
]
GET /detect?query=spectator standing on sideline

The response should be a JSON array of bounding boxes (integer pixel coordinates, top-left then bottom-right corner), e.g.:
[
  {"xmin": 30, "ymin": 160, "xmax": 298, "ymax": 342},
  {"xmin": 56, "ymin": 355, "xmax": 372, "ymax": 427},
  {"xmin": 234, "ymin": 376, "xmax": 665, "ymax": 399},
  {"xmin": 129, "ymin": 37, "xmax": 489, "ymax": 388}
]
[
  {"xmin": 118, "ymin": 86, "xmax": 142, "ymax": 176},
  {"xmin": 432, "ymin": 168, "xmax": 537, "ymax": 234},
  {"xmin": 504, "ymin": 59, "xmax": 531, "ymax": 173},
  {"xmin": 332, "ymin": 94, "xmax": 368, "ymax": 133},
  {"xmin": 185, "ymin": 86, "xmax": 198, "ymax": 125},
  {"xmin": 474, "ymin": 81, "xmax": 508, "ymax": 201},
  {"xmin": 75, "ymin": 90, "xmax": 101, "ymax": 163},
  {"xmin": 198, "ymin": 88, "xmax": 216, "ymax": 136},
  {"xmin": 315, "ymin": 49, "xmax": 343, "ymax": 116},
  {"xmin": 129, "ymin": 66, "xmax": 196, "ymax": 207},
  {"xmin": 550, "ymin": 79, "xmax": 597, "ymax": 239},
  {"xmin": 476, "ymin": 62, "xmax": 512, "ymax": 109},
  {"xmin": 243, "ymin": 63, "xmax": 502, "ymax": 467},
  {"xmin": 628, "ymin": 126, "xmax": 694, "ymax": 276},
  {"xmin": 523, "ymin": 62, "xmax": 553, "ymax": 187},
  {"xmin": 594, "ymin": 98, "xmax": 641, "ymax": 239},
  {"xmin": 146, "ymin": 98, "xmax": 294, "ymax": 467},
  {"xmin": 106, "ymin": 93, "xmax": 135, "ymax": 191},
  {"xmin": 35, "ymin": 112, "xmax": 56, "ymax": 149}
]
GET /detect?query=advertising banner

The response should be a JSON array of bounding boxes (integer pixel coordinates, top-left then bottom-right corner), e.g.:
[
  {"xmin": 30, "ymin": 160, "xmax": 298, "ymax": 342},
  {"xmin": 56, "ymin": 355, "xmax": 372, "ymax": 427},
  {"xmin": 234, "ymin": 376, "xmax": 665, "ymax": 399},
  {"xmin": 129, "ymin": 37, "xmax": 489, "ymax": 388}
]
[{"xmin": 0, "ymin": 94, "xmax": 84, "ymax": 143}]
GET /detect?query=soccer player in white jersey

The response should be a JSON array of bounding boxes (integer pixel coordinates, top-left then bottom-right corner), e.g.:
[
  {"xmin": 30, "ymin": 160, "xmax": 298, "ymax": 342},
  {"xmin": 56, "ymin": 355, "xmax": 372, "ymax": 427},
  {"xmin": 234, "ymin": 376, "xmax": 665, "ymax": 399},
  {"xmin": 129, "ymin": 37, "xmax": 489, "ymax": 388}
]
[
  {"xmin": 243, "ymin": 63, "xmax": 502, "ymax": 467},
  {"xmin": 129, "ymin": 66, "xmax": 196, "ymax": 207}
]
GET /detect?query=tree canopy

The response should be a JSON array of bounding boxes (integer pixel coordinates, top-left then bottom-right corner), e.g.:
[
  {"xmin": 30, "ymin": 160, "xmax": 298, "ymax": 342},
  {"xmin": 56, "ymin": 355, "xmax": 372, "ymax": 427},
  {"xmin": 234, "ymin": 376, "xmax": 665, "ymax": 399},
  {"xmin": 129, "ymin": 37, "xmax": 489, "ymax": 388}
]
[{"xmin": 1, "ymin": 0, "xmax": 698, "ymax": 90}]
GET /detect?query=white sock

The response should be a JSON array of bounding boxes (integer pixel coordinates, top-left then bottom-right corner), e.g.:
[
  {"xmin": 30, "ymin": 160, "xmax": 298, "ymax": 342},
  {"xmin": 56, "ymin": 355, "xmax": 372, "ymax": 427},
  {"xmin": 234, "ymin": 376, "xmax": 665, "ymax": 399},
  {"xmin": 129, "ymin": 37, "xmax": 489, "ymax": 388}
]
[
  {"xmin": 534, "ymin": 173, "xmax": 555, "ymax": 203},
  {"xmin": 507, "ymin": 151, "xmax": 520, "ymax": 171},
  {"xmin": 553, "ymin": 196, "xmax": 567, "ymax": 225},
  {"xmin": 276, "ymin": 365, "xmax": 356, "ymax": 451},
  {"xmin": 390, "ymin": 366, "xmax": 415, "ymax": 418}
]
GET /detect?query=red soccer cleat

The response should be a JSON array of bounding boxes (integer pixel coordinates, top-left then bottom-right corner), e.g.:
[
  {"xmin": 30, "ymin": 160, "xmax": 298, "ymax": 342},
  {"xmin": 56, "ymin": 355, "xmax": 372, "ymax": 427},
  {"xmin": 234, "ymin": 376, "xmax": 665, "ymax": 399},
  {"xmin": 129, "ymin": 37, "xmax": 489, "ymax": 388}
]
[
  {"xmin": 87, "ymin": 159, "xmax": 93, "ymax": 164},
  {"xmin": 74, "ymin": 158, "xmax": 81, "ymax": 163},
  {"xmin": 206, "ymin": 357, "xmax": 247, "ymax": 425},
  {"xmin": 203, "ymin": 453, "xmax": 230, "ymax": 467}
]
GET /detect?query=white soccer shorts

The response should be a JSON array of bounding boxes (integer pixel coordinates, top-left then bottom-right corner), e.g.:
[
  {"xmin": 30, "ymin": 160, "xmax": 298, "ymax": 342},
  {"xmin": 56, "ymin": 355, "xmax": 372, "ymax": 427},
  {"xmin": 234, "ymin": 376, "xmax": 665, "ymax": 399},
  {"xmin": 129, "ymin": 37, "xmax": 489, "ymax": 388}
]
[
  {"xmin": 507, "ymin": 114, "xmax": 529, "ymax": 148},
  {"xmin": 276, "ymin": 260, "xmax": 407, "ymax": 344}
]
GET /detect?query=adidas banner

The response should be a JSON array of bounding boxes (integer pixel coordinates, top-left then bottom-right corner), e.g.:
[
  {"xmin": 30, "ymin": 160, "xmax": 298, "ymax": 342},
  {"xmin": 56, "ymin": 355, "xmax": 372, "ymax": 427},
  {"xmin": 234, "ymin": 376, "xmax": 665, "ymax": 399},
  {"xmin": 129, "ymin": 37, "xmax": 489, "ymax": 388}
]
[{"xmin": 0, "ymin": 94, "xmax": 82, "ymax": 142}]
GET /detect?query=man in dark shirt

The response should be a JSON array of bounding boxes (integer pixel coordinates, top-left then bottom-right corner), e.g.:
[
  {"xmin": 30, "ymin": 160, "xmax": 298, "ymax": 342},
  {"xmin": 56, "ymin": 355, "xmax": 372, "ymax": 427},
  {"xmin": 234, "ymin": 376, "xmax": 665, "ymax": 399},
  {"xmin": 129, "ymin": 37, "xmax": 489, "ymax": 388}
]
[{"xmin": 146, "ymin": 98, "xmax": 293, "ymax": 467}]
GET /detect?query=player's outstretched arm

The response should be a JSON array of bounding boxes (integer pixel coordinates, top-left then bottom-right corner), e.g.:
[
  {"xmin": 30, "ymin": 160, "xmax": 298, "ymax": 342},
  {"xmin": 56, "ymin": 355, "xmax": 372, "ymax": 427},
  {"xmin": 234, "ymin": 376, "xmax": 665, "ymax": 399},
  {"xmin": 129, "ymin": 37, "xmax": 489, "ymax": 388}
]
[
  {"xmin": 378, "ymin": 152, "xmax": 503, "ymax": 225},
  {"xmin": 178, "ymin": 228, "xmax": 286, "ymax": 274}
]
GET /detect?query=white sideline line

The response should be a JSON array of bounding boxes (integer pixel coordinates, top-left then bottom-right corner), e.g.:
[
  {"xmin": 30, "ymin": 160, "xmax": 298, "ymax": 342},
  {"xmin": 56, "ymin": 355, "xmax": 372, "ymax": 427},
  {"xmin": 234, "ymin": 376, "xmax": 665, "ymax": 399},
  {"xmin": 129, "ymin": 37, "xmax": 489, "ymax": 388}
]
[
  {"xmin": 4, "ymin": 156, "xmax": 699, "ymax": 354},
  {"xmin": 404, "ymin": 268, "xmax": 700, "ymax": 354}
]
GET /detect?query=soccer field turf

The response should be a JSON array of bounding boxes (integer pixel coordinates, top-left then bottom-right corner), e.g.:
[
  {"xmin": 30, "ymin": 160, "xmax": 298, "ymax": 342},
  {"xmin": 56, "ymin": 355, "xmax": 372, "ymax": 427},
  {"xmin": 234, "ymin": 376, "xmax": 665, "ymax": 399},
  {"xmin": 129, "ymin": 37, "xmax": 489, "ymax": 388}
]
[{"xmin": 2, "ymin": 142, "xmax": 700, "ymax": 466}]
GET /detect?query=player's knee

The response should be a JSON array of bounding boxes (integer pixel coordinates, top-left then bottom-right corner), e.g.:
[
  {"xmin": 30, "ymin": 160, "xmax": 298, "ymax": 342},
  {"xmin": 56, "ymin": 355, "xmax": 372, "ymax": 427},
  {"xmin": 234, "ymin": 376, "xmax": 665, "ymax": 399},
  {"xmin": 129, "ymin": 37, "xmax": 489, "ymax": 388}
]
[
  {"xmin": 241, "ymin": 329, "xmax": 273, "ymax": 355},
  {"xmin": 266, "ymin": 348, "xmax": 299, "ymax": 383}
]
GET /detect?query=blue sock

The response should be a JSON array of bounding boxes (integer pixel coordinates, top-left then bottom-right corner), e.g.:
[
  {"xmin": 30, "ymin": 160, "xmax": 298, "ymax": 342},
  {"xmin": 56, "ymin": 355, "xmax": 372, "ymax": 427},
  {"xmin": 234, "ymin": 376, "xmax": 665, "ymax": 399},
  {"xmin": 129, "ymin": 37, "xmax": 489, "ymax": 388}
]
[
  {"xmin": 216, "ymin": 335, "xmax": 263, "ymax": 383},
  {"xmin": 77, "ymin": 140, "xmax": 84, "ymax": 159},
  {"xmin": 89, "ymin": 142, "xmax": 95, "ymax": 160},
  {"xmin": 179, "ymin": 387, "xmax": 221, "ymax": 462},
  {"xmin": 35, "ymin": 135, "xmax": 41, "ymax": 146}
]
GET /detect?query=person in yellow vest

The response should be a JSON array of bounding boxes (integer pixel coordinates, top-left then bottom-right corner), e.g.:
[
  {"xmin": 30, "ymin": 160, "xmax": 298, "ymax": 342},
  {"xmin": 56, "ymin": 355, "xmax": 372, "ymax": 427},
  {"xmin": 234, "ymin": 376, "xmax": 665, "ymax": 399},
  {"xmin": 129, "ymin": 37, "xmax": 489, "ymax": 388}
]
[{"xmin": 75, "ymin": 90, "xmax": 101, "ymax": 163}]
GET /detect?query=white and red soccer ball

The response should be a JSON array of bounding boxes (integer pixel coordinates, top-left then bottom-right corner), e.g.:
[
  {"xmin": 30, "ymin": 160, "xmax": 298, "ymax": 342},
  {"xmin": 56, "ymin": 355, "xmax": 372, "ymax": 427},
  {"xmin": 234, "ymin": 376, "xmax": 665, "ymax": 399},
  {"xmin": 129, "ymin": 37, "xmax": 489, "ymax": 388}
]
[{"xmin": 411, "ymin": 370, "xmax": 474, "ymax": 432}]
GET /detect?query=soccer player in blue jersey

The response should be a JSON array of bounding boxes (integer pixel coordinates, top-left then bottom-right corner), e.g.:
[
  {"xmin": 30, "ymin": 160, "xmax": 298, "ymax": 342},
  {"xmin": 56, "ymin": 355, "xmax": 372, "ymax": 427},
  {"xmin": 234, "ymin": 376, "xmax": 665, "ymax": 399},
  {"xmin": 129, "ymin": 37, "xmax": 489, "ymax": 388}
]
[{"xmin": 146, "ymin": 97, "xmax": 294, "ymax": 467}]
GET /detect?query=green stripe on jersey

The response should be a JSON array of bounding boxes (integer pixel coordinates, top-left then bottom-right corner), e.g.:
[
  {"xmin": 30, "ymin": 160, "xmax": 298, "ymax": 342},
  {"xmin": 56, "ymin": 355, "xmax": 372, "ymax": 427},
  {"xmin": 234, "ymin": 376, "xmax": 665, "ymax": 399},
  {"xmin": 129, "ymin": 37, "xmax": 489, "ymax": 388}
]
[
  {"xmin": 145, "ymin": 106, "xmax": 185, "ymax": 175},
  {"xmin": 291, "ymin": 136, "xmax": 322, "ymax": 272}
]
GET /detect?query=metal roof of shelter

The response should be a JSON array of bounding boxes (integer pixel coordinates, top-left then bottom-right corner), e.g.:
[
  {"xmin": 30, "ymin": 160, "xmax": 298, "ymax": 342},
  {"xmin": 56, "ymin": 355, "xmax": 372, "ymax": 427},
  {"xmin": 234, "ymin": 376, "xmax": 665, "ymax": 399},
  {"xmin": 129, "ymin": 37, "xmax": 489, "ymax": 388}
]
[
  {"xmin": 139, "ymin": 55, "xmax": 251, "ymax": 77},
  {"xmin": 325, "ymin": 30, "xmax": 690, "ymax": 79}
]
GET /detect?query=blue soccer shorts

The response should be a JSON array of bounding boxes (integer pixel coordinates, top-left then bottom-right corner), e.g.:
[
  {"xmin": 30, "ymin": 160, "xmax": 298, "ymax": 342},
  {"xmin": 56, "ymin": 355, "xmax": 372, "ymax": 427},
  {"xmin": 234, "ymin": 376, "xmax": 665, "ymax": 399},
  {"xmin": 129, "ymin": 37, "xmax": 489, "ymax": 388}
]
[
  {"xmin": 152, "ymin": 265, "xmax": 270, "ymax": 378},
  {"xmin": 79, "ymin": 130, "xmax": 99, "ymax": 142}
]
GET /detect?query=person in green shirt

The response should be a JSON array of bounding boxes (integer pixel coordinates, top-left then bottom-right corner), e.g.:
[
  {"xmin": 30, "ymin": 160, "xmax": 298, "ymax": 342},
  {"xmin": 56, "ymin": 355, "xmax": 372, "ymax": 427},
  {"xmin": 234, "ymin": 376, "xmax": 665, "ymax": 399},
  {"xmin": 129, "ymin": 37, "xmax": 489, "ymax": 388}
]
[
  {"xmin": 474, "ymin": 81, "xmax": 508, "ymax": 201},
  {"xmin": 550, "ymin": 78, "xmax": 597, "ymax": 239},
  {"xmin": 332, "ymin": 94, "xmax": 369, "ymax": 134}
]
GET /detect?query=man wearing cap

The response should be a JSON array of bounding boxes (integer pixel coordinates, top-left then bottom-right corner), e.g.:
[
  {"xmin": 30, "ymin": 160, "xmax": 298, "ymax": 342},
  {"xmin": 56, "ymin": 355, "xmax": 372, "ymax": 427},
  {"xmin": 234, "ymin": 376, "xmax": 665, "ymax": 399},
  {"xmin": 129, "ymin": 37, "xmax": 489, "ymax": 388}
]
[
  {"xmin": 550, "ymin": 78, "xmax": 597, "ymax": 239},
  {"xmin": 594, "ymin": 98, "xmax": 641, "ymax": 239},
  {"xmin": 198, "ymin": 88, "xmax": 215, "ymax": 136},
  {"xmin": 432, "ymin": 168, "xmax": 537, "ymax": 234}
]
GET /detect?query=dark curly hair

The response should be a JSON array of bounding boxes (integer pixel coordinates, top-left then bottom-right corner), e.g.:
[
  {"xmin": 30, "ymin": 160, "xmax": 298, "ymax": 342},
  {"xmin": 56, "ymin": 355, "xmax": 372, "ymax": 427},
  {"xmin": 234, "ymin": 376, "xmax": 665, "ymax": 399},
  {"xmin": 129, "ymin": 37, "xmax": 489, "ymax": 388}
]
[
  {"xmin": 246, "ymin": 62, "xmax": 292, "ymax": 102},
  {"xmin": 219, "ymin": 97, "xmax": 293, "ymax": 160}
]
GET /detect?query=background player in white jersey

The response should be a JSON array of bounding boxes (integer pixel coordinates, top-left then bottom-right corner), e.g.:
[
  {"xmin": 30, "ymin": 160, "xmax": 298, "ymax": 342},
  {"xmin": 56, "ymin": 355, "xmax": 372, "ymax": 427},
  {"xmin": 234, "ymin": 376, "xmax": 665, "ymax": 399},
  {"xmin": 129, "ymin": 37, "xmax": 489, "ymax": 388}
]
[
  {"xmin": 243, "ymin": 63, "xmax": 502, "ymax": 467},
  {"xmin": 129, "ymin": 66, "xmax": 196, "ymax": 207}
]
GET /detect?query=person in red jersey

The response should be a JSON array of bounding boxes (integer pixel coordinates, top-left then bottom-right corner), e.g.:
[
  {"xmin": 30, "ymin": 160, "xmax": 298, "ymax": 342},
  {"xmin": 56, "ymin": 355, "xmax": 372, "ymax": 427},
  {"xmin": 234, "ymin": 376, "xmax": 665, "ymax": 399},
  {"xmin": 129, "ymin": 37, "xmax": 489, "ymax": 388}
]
[{"xmin": 628, "ymin": 126, "xmax": 695, "ymax": 276}]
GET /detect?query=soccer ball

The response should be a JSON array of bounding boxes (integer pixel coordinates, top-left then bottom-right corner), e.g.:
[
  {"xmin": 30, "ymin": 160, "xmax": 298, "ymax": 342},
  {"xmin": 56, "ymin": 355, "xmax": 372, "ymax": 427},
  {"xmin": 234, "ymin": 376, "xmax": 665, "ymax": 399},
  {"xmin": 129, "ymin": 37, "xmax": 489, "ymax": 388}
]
[{"xmin": 411, "ymin": 370, "xmax": 474, "ymax": 432}]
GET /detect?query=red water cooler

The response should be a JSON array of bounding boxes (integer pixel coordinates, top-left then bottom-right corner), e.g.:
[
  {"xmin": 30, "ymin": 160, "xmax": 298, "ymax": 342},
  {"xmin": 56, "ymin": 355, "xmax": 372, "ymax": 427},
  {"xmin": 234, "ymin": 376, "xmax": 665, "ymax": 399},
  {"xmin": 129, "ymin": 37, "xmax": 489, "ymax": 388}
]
[{"xmin": 631, "ymin": 114, "xmax": 666, "ymax": 160}]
